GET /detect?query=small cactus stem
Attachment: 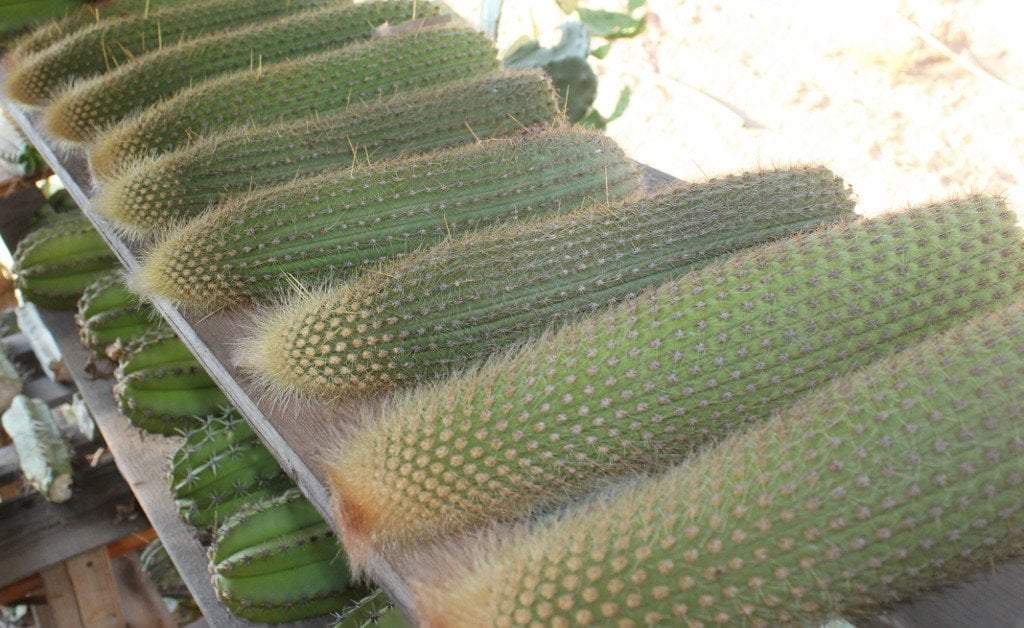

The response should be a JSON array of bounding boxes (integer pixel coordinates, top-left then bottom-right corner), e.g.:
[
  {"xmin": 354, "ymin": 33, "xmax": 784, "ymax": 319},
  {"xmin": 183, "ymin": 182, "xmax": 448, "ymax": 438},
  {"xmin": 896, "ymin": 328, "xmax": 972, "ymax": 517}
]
[
  {"xmin": 169, "ymin": 409, "xmax": 255, "ymax": 485},
  {"xmin": 92, "ymin": 70, "xmax": 559, "ymax": 234},
  {"xmin": 332, "ymin": 590, "xmax": 403, "ymax": 628},
  {"xmin": 88, "ymin": 24, "xmax": 500, "ymax": 179},
  {"xmin": 45, "ymin": 0, "xmax": 442, "ymax": 143},
  {"xmin": 1, "ymin": 395, "xmax": 73, "ymax": 502},
  {"xmin": 113, "ymin": 361, "xmax": 229, "ymax": 435},
  {"xmin": 116, "ymin": 326, "xmax": 193, "ymax": 374},
  {"xmin": 412, "ymin": 298, "xmax": 1024, "ymax": 627},
  {"xmin": 327, "ymin": 195, "xmax": 1024, "ymax": 561},
  {"xmin": 245, "ymin": 166, "xmax": 856, "ymax": 400},
  {"xmin": 137, "ymin": 128, "xmax": 639, "ymax": 311},
  {"xmin": 172, "ymin": 442, "xmax": 282, "ymax": 505},
  {"xmin": 76, "ymin": 272, "xmax": 154, "ymax": 354},
  {"xmin": 4, "ymin": 0, "xmax": 351, "ymax": 105},
  {"xmin": 180, "ymin": 475, "xmax": 294, "ymax": 531}
]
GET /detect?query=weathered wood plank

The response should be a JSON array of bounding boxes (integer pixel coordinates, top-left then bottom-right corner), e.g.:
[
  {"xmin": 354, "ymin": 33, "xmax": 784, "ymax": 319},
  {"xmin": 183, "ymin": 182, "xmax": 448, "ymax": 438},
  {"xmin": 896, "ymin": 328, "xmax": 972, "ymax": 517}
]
[
  {"xmin": 111, "ymin": 554, "xmax": 177, "ymax": 628},
  {"xmin": 39, "ymin": 562, "xmax": 83, "ymax": 628},
  {"xmin": 65, "ymin": 546, "xmax": 125, "ymax": 628}
]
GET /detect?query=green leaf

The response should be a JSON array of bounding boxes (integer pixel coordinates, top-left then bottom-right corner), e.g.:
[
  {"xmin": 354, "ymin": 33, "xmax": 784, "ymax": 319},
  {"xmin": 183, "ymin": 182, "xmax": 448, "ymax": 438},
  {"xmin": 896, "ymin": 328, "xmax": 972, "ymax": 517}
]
[
  {"xmin": 555, "ymin": 0, "xmax": 579, "ymax": 13},
  {"xmin": 590, "ymin": 43, "xmax": 611, "ymax": 59},
  {"xmin": 576, "ymin": 8, "xmax": 645, "ymax": 39},
  {"xmin": 628, "ymin": 0, "xmax": 647, "ymax": 10},
  {"xmin": 606, "ymin": 85, "xmax": 632, "ymax": 123}
]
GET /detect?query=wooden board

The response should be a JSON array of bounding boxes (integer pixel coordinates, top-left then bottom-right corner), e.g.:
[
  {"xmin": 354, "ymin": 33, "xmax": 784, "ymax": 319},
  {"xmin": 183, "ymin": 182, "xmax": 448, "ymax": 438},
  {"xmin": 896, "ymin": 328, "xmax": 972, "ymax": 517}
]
[{"xmin": 5, "ymin": 90, "xmax": 1023, "ymax": 627}]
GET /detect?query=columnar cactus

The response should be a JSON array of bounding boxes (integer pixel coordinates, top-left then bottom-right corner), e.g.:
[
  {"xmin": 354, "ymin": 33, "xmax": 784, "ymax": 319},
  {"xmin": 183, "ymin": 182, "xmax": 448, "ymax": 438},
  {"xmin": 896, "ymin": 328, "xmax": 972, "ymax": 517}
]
[
  {"xmin": 45, "ymin": 0, "xmax": 441, "ymax": 143},
  {"xmin": 1, "ymin": 395, "xmax": 72, "ymax": 502},
  {"xmin": 5, "ymin": 0, "xmax": 347, "ymax": 105},
  {"xmin": 76, "ymin": 271, "xmax": 152, "ymax": 355},
  {"xmin": 88, "ymin": 25, "xmax": 499, "ymax": 178},
  {"xmin": 326, "ymin": 195, "xmax": 1024, "ymax": 561},
  {"xmin": 137, "ymin": 129, "xmax": 639, "ymax": 310},
  {"xmin": 412, "ymin": 299, "xmax": 1024, "ymax": 627},
  {"xmin": 93, "ymin": 70, "xmax": 558, "ymax": 231},
  {"xmin": 210, "ymin": 488, "xmax": 366, "ymax": 623},
  {"xmin": 13, "ymin": 213, "xmax": 119, "ymax": 309},
  {"xmin": 245, "ymin": 166, "xmax": 855, "ymax": 401},
  {"xmin": 334, "ymin": 590, "xmax": 404, "ymax": 628},
  {"xmin": 115, "ymin": 325, "xmax": 192, "ymax": 373}
]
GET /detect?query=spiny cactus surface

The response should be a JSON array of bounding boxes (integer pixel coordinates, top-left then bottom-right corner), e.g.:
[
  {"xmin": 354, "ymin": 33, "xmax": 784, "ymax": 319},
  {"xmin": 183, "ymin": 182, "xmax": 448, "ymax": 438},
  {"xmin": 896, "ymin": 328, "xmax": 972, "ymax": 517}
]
[
  {"xmin": 116, "ymin": 325, "xmax": 191, "ymax": 373},
  {"xmin": 46, "ymin": 0, "xmax": 440, "ymax": 143},
  {"xmin": 13, "ymin": 213, "xmax": 118, "ymax": 309},
  {"xmin": 414, "ymin": 299, "xmax": 1024, "ymax": 627},
  {"xmin": 328, "ymin": 195, "xmax": 1024, "ymax": 559},
  {"xmin": 211, "ymin": 488, "xmax": 366, "ymax": 623},
  {"xmin": 334, "ymin": 590, "xmax": 406, "ymax": 628},
  {"xmin": 88, "ymin": 25, "xmax": 499, "ymax": 179},
  {"xmin": 113, "ymin": 358, "xmax": 228, "ymax": 435},
  {"xmin": 5, "ymin": 0, "xmax": 348, "ymax": 105},
  {"xmin": 76, "ymin": 271, "xmax": 152, "ymax": 354},
  {"xmin": 247, "ymin": 166, "xmax": 855, "ymax": 401},
  {"xmin": 93, "ymin": 70, "xmax": 558, "ymax": 233},
  {"xmin": 138, "ymin": 129, "xmax": 639, "ymax": 311}
]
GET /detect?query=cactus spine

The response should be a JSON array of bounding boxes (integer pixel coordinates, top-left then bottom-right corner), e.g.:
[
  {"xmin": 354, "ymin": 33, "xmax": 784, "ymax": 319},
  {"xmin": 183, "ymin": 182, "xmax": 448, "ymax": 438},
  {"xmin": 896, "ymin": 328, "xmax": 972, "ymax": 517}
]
[
  {"xmin": 414, "ymin": 300, "xmax": 1024, "ymax": 627},
  {"xmin": 88, "ymin": 25, "xmax": 499, "ymax": 178},
  {"xmin": 13, "ymin": 213, "xmax": 118, "ymax": 309},
  {"xmin": 5, "ymin": 0, "xmax": 349, "ymax": 105},
  {"xmin": 327, "ymin": 196, "xmax": 1024, "ymax": 559},
  {"xmin": 93, "ymin": 70, "xmax": 558, "ymax": 230},
  {"xmin": 76, "ymin": 271, "xmax": 152, "ymax": 355},
  {"xmin": 334, "ymin": 590, "xmax": 405, "ymax": 628},
  {"xmin": 247, "ymin": 166, "xmax": 856, "ymax": 401},
  {"xmin": 210, "ymin": 489, "xmax": 366, "ymax": 623},
  {"xmin": 138, "ymin": 128, "xmax": 639, "ymax": 310},
  {"xmin": 1, "ymin": 395, "xmax": 72, "ymax": 502},
  {"xmin": 45, "ymin": 1, "xmax": 441, "ymax": 143}
]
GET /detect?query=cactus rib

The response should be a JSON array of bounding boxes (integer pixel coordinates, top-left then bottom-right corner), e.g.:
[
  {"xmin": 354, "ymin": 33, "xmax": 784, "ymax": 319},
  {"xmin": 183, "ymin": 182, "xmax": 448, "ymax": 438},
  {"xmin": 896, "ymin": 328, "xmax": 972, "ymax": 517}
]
[
  {"xmin": 113, "ymin": 361, "xmax": 228, "ymax": 435},
  {"xmin": 76, "ymin": 271, "xmax": 152, "ymax": 354}
]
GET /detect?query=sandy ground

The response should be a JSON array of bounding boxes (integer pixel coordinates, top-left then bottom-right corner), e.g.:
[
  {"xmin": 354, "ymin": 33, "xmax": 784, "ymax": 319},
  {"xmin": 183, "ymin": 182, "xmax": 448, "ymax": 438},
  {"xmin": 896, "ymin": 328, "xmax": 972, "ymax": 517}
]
[{"xmin": 449, "ymin": 0, "xmax": 1024, "ymax": 217}]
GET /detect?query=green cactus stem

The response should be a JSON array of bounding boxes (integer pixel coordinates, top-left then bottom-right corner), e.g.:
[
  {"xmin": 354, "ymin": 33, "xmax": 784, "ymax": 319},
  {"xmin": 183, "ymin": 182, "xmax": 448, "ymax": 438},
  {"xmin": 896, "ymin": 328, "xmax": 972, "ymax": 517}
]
[
  {"xmin": 113, "ymin": 360, "xmax": 228, "ymax": 435},
  {"xmin": 1, "ymin": 394, "xmax": 72, "ymax": 502},
  {"xmin": 327, "ymin": 195, "xmax": 1024, "ymax": 562},
  {"xmin": 412, "ymin": 299, "xmax": 1024, "ymax": 627},
  {"xmin": 88, "ymin": 24, "xmax": 499, "ymax": 179},
  {"xmin": 115, "ymin": 325, "xmax": 191, "ymax": 373},
  {"xmin": 4, "ymin": 0, "xmax": 349, "ymax": 105},
  {"xmin": 137, "ymin": 128, "xmax": 638, "ymax": 311},
  {"xmin": 211, "ymin": 489, "xmax": 366, "ymax": 623},
  {"xmin": 45, "ymin": 0, "xmax": 441, "ymax": 143},
  {"xmin": 13, "ymin": 213, "xmax": 119, "ymax": 309},
  {"xmin": 92, "ymin": 70, "xmax": 559, "ymax": 235},
  {"xmin": 245, "ymin": 166, "xmax": 855, "ymax": 401},
  {"xmin": 333, "ymin": 590, "xmax": 406, "ymax": 628},
  {"xmin": 76, "ymin": 271, "xmax": 152, "ymax": 355}
]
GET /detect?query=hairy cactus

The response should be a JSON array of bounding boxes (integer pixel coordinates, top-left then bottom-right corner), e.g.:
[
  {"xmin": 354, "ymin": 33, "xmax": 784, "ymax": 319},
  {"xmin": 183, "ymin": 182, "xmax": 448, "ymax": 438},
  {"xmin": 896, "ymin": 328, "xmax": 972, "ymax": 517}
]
[
  {"xmin": 137, "ymin": 128, "xmax": 638, "ymax": 311},
  {"xmin": 246, "ymin": 166, "xmax": 855, "ymax": 401},
  {"xmin": 76, "ymin": 271, "xmax": 152, "ymax": 355},
  {"xmin": 88, "ymin": 25, "xmax": 499, "ymax": 178},
  {"xmin": 93, "ymin": 70, "xmax": 558, "ymax": 232},
  {"xmin": 413, "ymin": 300, "xmax": 1024, "ymax": 627},
  {"xmin": 171, "ymin": 412, "xmax": 292, "ymax": 531},
  {"xmin": 115, "ymin": 325, "xmax": 191, "ymax": 372},
  {"xmin": 211, "ymin": 488, "xmax": 366, "ymax": 623},
  {"xmin": 13, "ymin": 213, "xmax": 118, "ymax": 309},
  {"xmin": 5, "ymin": 0, "xmax": 348, "ymax": 105},
  {"xmin": 1, "ymin": 395, "xmax": 72, "ymax": 502},
  {"xmin": 327, "ymin": 195, "xmax": 1024, "ymax": 560},
  {"xmin": 45, "ymin": 1, "xmax": 442, "ymax": 143}
]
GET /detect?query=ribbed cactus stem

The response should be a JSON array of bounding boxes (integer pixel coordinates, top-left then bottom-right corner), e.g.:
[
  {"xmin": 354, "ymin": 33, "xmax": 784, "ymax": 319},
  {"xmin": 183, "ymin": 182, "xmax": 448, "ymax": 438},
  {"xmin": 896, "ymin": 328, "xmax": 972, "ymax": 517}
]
[
  {"xmin": 93, "ymin": 70, "xmax": 559, "ymax": 233},
  {"xmin": 113, "ymin": 360, "xmax": 228, "ymax": 435},
  {"xmin": 45, "ymin": 0, "xmax": 441, "ymax": 143},
  {"xmin": 4, "ymin": 0, "xmax": 348, "ymax": 105},
  {"xmin": 116, "ymin": 326, "xmax": 192, "ymax": 373},
  {"xmin": 76, "ymin": 271, "xmax": 152, "ymax": 355},
  {"xmin": 327, "ymin": 196, "xmax": 1024, "ymax": 561},
  {"xmin": 1, "ymin": 395, "xmax": 72, "ymax": 502},
  {"xmin": 413, "ymin": 299, "xmax": 1024, "ymax": 627},
  {"xmin": 88, "ymin": 24, "xmax": 499, "ymax": 178},
  {"xmin": 246, "ymin": 166, "xmax": 855, "ymax": 401},
  {"xmin": 137, "ymin": 128, "xmax": 639, "ymax": 311}
]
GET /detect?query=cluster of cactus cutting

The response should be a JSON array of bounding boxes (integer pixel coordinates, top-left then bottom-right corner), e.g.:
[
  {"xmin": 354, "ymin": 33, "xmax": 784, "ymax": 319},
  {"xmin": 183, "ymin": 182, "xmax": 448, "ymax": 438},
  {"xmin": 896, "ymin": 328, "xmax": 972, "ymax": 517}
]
[
  {"xmin": 88, "ymin": 24, "xmax": 500, "ymax": 178},
  {"xmin": 76, "ymin": 271, "xmax": 153, "ymax": 357},
  {"xmin": 137, "ymin": 128, "xmax": 638, "ymax": 309},
  {"xmin": 93, "ymin": 70, "xmax": 559, "ymax": 232},
  {"xmin": 414, "ymin": 299, "xmax": 1024, "ymax": 626},
  {"xmin": 46, "ymin": 0, "xmax": 442, "ymax": 143},
  {"xmin": 13, "ymin": 213, "xmax": 119, "ymax": 309},
  {"xmin": 4, "ymin": 0, "xmax": 347, "ymax": 105},
  {"xmin": 170, "ymin": 409, "xmax": 293, "ymax": 532},
  {"xmin": 244, "ymin": 166, "xmax": 856, "ymax": 400},
  {"xmin": 113, "ymin": 326, "xmax": 228, "ymax": 435},
  {"xmin": 210, "ymin": 488, "xmax": 367, "ymax": 623},
  {"xmin": 1, "ymin": 394, "xmax": 72, "ymax": 502},
  {"xmin": 328, "ymin": 196, "xmax": 1024, "ymax": 558}
]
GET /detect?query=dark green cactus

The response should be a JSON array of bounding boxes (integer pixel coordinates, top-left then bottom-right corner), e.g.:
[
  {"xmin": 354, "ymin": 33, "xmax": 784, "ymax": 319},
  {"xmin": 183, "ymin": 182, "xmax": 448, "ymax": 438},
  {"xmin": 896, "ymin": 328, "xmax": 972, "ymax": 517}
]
[
  {"xmin": 5, "ymin": 0, "xmax": 349, "ymax": 105},
  {"xmin": 115, "ymin": 325, "xmax": 192, "ymax": 372},
  {"xmin": 327, "ymin": 196, "xmax": 1024, "ymax": 559},
  {"xmin": 46, "ymin": 0, "xmax": 442, "ymax": 143},
  {"xmin": 414, "ymin": 299, "xmax": 1024, "ymax": 627},
  {"xmin": 245, "ymin": 166, "xmax": 856, "ymax": 400},
  {"xmin": 76, "ymin": 271, "xmax": 152, "ymax": 355},
  {"xmin": 211, "ymin": 488, "xmax": 366, "ymax": 623},
  {"xmin": 93, "ymin": 70, "xmax": 559, "ymax": 234},
  {"xmin": 13, "ymin": 213, "xmax": 119, "ymax": 309},
  {"xmin": 138, "ymin": 128, "xmax": 639, "ymax": 311},
  {"xmin": 88, "ymin": 24, "xmax": 499, "ymax": 179}
]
